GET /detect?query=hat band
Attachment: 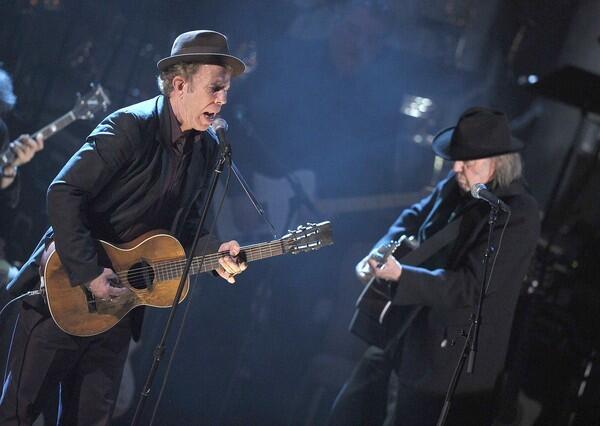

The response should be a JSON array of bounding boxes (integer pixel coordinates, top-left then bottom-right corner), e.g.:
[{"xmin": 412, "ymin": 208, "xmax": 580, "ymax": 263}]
[{"xmin": 174, "ymin": 46, "xmax": 228, "ymax": 55}]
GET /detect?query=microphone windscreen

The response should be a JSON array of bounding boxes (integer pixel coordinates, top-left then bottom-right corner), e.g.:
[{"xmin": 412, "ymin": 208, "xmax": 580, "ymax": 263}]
[
  {"xmin": 211, "ymin": 117, "xmax": 228, "ymax": 132},
  {"xmin": 470, "ymin": 183, "xmax": 486, "ymax": 199}
]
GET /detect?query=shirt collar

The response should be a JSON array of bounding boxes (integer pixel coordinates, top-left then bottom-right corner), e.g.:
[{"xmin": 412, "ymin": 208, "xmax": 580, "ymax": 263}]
[{"xmin": 167, "ymin": 99, "xmax": 199, "ymax": 145}]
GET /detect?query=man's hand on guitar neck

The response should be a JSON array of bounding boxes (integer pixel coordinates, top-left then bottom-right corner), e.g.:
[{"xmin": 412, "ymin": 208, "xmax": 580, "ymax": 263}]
[
  {"xmin": 11, "ymin": 134, "xmax": 45, "ymax": 166},
  {"xmin": 356, "ymin": 248, "xmax": 404, "ymax": 284},
  {"xmin": 367, "ymin": 256, "xmax": 403, "ymax": 282},
  {"xmin": 215, "ymin": 240, "xmax": 247, "ymax": 284},
  {"xmin": 1, "ymin": 134, "xmax": 44, "ymax": 188},
  {"xmin": 86, "ymin": 268, "xmax": 129, "ymax": 300},
  {"xmin": 355, "ymin": 255, "xmax": 373, "ymax": 284}
]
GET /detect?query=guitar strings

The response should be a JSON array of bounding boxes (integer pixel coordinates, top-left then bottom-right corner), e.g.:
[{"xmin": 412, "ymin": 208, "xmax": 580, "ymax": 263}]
[
  {"xmin": 108, "ymin": 227, "xmax": 322, "ymax": 284},
  {"xmin": 116, "ymin": 243, "xmax": 282, "ymax": 280},
  {"xmin": 110, "ymin": 242, "xmax": 285, "ymax": 284}
]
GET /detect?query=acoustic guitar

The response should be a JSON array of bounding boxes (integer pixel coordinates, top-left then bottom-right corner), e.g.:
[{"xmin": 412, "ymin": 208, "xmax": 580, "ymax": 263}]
[
  {"xmin": 349, "ymin": 215, "xmax": 463, "ymax": 347},
  {"xmin": 41, "ymin": 221, "xmax": 333, "ymax": 337}
]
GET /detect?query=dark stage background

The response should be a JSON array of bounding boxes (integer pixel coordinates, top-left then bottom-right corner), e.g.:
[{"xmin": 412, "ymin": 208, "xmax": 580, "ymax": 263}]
[{"xmin": 1, "ymin": 0, "xmax": 600, "ymax": 425}]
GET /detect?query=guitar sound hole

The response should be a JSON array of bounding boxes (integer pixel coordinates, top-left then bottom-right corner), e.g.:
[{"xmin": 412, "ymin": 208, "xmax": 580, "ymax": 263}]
[{"xmin": 127, "ymin": 261, "xmax": 155, "ymax": 289}]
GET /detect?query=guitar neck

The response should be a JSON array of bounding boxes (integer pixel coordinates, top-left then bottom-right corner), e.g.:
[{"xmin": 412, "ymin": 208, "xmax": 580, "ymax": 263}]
[
  {"xmin": 154, "ymin": 239, "xmax": 285, "ymax": 281},
  {"xmin": 34, "ymin": 110, "xmax": 78, "ymax": 140},
  {"xmin": 1, "ymin": 110, "xmax": 77, "ymax": 167}
]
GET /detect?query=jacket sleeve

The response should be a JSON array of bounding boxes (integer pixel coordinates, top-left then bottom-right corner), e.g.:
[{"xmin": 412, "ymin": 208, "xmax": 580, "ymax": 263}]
[
  {"xmin": 46, "ymin": 112, "xmax": 137, "ymax": 285},
  {"xmin": 373, "ymin": 177, "xmax": 447, "ymax": 250},
  {"xmin": 392, "ymin": 193, "xmax": 540, "ymax": 309}
]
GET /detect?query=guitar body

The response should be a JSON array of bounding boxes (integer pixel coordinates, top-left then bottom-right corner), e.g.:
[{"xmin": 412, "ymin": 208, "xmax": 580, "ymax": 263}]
[
  {"xmin": 355, "ymin": 278, "xmax": 395, "ymax": 322},
  {"xmin": 350, "ymin": 279, "xmax": 400, "ymax": 348},
  {"xmin": 43, "ymin": 231, "xmax": 189, "ymax": 337}
]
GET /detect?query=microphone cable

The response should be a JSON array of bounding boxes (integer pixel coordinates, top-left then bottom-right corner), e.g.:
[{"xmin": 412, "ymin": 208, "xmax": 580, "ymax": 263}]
[
  {"xmin": 0, "ymin": 289, "xmax": 43, "ymax": 319},
  {"xmin": 1, "ymin": 289, "xmax": 43, "ymax": 383}
]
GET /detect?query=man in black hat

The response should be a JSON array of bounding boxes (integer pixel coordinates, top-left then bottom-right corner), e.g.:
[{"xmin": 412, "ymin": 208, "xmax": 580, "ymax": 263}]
[
  {"xmin": 0, "ymin": 30, "xmax": 248, "ymax": 425},
  {"xmin": 329, "ymin": 107, "xmax": 540, "ymax": 425}
]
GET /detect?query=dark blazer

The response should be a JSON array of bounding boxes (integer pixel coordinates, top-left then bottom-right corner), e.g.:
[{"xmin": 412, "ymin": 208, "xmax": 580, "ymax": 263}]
[
  {"xmin": 8, "ymin": 95, "xmax": 219, "ymax": 300},
  {"xmin": 379, "ymin": 173, "xmax": 540, "ymax": 394}
]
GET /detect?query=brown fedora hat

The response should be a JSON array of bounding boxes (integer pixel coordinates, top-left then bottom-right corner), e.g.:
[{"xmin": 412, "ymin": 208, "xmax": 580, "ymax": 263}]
[
  {"xmin": 432, "ymin": 107, "xmax": 523, "ymax": 161},
  {"xmin": 157, "ymin": 30, "xmax": 246, "ymax": 76}
]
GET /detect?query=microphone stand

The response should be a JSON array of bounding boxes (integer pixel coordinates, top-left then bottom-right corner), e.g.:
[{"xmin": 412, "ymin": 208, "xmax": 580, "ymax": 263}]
[
  {"xmin": 229, "ymin": 158, "xmax": 277, "ymax": 238},
  {"xmin": 234, "ymin": 109, "xmax": 318, "ymax": 233},
  {"xmin": 131, "ymin": 141, "xmax": 231, "ymax": 426},
  {"xmin": 436, "ymin": 205, "xmax": 499, "ymax": 426},
  {"xmin": 282, "ymin": 174, "xmax": 320, "ymax": 234}
]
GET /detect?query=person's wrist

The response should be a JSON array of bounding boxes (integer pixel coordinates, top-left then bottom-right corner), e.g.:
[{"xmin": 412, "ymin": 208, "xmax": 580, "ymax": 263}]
[{"xmin": 2, "ymin": 165, "xmax": 18, "ymax": 178}]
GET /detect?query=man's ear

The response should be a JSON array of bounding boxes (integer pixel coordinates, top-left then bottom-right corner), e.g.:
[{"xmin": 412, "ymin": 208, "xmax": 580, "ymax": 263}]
[{"xmin": 172, "ymin": 75, "xmax": 186, "ymax": 93}]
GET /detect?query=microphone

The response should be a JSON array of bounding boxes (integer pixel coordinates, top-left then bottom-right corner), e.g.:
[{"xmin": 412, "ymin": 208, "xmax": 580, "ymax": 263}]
[
  {"xmin": 211, "ymin": 117, "xmax": 229, "ymax": 144},
  {"xmin": 210, "ymin": 117, "xmax": 231, "ymax": 157},
  {"xmin": 470, "ymin": 183, "xmax": 511, "ymax": 213}
]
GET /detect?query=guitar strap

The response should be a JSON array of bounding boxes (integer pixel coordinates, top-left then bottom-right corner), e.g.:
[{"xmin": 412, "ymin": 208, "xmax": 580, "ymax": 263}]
[{"xmin": 398, "ymin": 214, "xmax": 464, "ymax": 268}]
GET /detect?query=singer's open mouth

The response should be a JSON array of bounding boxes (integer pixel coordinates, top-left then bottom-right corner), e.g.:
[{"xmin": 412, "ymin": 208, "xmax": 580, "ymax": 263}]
[{"xmin": 203, "ymin": 112, "xmax": 216, "ymax": 120}]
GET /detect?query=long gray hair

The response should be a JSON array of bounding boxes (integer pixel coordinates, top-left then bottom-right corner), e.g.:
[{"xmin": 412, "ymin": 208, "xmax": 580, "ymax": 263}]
[{"xmin": 493, "ymin": 152, "xmax": 523, "ymax": 188}]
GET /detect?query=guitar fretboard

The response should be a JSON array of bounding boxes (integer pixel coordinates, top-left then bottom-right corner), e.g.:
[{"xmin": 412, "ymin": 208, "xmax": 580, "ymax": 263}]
[
  {"xmin": 153, "ymin": 240, "xmax": 285, "ymax": 282},
  {"xmin": 1, "ymin": 111, "xmax": 77, "ymax": 167},
  {"xmin": 35, "ymin": 111, "xmax": 77, "ymax": 140}
]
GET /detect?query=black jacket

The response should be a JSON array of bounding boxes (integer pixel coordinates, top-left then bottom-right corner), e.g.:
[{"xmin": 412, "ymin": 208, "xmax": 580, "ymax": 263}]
[
  {"xmin": 379, "ymin": 173, "xmax": 540, "ymax": 394},
  {"xmin": 8, "ymin": 95, "xmax": 219, "ymax": 300}
]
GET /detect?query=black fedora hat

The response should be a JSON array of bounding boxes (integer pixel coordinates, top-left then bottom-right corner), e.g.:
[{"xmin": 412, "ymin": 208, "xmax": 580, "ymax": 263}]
[
  {"xmin": 432, "ymin": 107, "xmax": 523, "ymax": 161},
  {"xmin": 157, "ymin": 30, "xmax": 246, "ymax": 76}
]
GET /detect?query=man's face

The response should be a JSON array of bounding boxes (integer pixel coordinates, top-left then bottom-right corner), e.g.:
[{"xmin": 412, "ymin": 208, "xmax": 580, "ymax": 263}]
[
  {"xmin": 173, "ymin": 64, "xmax": 232, "ymax": 131},
  {"xmin": 453, "ymin": 158, "xmax": 496, "ymax": 192}
]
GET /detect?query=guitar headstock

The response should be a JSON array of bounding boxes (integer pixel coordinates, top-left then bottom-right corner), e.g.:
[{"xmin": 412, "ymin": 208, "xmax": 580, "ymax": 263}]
[
  {"xmin": 71, "ymin": 83, "xmax": 111, "ymax": 120},
  {"xmin": 282, "ymin": 221, "xmax": 334, "ymax": 254}
]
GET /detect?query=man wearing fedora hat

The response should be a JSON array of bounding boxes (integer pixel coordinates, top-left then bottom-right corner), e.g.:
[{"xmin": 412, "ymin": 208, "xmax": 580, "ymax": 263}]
[
  {"xmin": 0, "ymin": 30, "xmax": 248, "ymax": 425},
  {"xmin": 330, "ymin": 107, "xmax": 540, "ymax": 425}
]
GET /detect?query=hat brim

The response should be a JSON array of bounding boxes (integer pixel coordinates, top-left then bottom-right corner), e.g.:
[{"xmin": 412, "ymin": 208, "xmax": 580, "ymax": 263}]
[
  {"xmin": 431, "ymin": 126, "xmax": 524, "ymax": 161},
  {"xmin": 157, "ymin": 53, "xmax": 246, "ymax": 76}
]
